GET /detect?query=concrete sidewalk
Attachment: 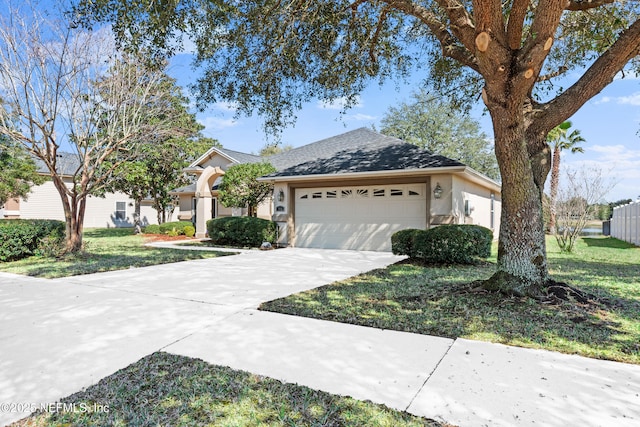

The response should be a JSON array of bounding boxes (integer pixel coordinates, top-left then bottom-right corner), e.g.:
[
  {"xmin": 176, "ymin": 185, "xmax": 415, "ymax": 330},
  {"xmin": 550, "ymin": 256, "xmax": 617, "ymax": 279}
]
[
  {"xmin": 165, "ymin": 310, "xmax": 640, "ymax": 427},
  {"xmin": 1, "ymin": 248, "xmax": 639, "ymax": 426}
]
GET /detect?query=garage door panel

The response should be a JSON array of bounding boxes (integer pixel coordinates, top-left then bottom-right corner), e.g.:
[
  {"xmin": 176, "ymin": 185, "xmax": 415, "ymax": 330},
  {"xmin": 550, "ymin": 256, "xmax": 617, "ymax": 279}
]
[{"xmin": 295, "ymin": 184, "xmax": 427, "ymax": 251}]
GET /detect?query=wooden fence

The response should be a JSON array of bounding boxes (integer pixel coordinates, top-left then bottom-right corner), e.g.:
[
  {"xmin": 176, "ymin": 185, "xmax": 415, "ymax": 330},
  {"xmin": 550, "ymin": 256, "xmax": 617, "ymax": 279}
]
[{"xmin": 611, "ymin": 200, "xmax": 640, "ymax": 245}]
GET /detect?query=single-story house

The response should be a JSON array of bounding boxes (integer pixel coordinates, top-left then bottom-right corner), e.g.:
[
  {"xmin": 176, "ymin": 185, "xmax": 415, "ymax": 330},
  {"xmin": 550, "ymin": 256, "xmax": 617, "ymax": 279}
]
[
  {"xmin": 172, "ymin": 128, "xmax": 501, "ymax": 251},
  {"xmin": 0, "ymin": 152, "xmax": 164, "ymax": 228}
]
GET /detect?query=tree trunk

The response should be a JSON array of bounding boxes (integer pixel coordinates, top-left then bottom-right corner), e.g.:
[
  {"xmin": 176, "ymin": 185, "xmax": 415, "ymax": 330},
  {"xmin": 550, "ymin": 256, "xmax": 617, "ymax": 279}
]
[
  {"xmin": 548, "ymin": 146, "xmax": 561, "ymax": 234},
  {"xmin": 51, "ymin": 176, "xmax": 86, "ymax": 254},
  {"xmin": 133, "ymin": 198, "xmax": 142, "ymax": 234},
  {"xmin": 482, "ymin": 113, "xmax": 550, "ymax": 297}
]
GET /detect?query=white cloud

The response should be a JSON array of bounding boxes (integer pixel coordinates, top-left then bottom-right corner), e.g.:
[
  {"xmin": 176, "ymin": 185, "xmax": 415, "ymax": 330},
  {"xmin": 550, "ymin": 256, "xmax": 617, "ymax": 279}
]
[
  {"xmin": 317, "ymin": 96, "xmax": 363, "ymax": 110},
  {"xmin": 213, "ymin": 101, "xmax": 239, "ymax": 112},
  {"xmin": 616, "ymin": 92, "xmax": 640, "ymax": 106},
  {"xmin": 594, "ymin": 92, "xmax": 640, "ymax": 106},
  {"xmin": 563, "ymin": 145, "xmax": 640, "ymax": 200},
  {"xmin": 346, "ymin": 113, "xmax": 377, "ymax": 121},
  {"xmin": 200, "ymin": 116, "xmax": 239, "ymax": 130}
]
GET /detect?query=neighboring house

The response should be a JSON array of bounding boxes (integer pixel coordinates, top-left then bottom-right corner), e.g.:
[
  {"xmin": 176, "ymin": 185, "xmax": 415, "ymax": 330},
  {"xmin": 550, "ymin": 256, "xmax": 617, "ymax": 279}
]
[
  {"xmin": 1, "ymin": 153, "xmax": 164, "ymax": 228},
  {"xmin": 173, "ymin": 128, "xmax": 502, "ymax": 251}
]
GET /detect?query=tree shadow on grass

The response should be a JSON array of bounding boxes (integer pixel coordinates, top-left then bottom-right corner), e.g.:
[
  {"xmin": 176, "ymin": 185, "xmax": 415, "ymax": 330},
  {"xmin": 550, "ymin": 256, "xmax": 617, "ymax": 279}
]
[{"xmin": 261, "ymin": 260, "xmax": 640, "ymax": 364}]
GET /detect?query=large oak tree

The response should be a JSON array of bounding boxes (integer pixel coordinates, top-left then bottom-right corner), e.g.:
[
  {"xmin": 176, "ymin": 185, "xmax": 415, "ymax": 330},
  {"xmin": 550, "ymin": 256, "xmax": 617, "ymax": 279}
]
[{"xmin": 74, "ymin": 0, "xmax": 640, "ymax": 296}]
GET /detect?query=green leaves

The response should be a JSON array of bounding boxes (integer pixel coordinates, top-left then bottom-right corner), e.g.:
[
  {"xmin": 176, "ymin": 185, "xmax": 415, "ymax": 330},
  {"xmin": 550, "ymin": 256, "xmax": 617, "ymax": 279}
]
[
  {"xmin": 379, "ymin": 90, "xmax": 500, "ymax": 180},
  {"xmin": 0, "ymin": 137, "xmax": 45, "ymax": 205},
  {"xmin": 218, "ymin": 162, "xmax": 276, "ymax": 215}
]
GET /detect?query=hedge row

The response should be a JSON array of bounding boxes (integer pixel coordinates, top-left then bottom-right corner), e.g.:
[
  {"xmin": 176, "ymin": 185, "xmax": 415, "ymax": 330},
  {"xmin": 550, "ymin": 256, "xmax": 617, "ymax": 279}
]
[
  {"xmin": 207, "ymin": 216, "xmax": 277, "ymax": 247},
  {"xmin": 144, "ymin": 221, "xmax": 195, "ymax": 237},
  {"xmin": 0, "ymin": 219, "xmax": 65, "ymax": 262},
  {"xmin": 391, "ymin": 225, "xmax": 493, "ymax": 264}
]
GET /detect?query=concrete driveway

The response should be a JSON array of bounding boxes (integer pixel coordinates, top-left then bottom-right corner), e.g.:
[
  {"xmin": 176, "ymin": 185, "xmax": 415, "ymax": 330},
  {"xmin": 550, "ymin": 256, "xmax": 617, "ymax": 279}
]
[{"xmin": 0, "ymin": 248, "xmax": 402, "ymax": 426}]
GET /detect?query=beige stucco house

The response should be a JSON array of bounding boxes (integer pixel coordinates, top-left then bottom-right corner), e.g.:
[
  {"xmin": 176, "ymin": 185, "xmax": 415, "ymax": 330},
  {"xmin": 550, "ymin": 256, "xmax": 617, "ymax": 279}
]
[
  {"xmin": 1, "ymin": 153, "xmax": 164, "ymax": 228},
  {"xmin": 173, "ymin": 128, "xmax": 501, "ymax": 251}
]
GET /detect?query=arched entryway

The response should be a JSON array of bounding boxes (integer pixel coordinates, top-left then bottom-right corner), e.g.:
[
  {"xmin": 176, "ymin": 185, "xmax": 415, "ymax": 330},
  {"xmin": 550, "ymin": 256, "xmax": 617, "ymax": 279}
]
[{"xmin": 194, "ymin": 166, "xmax": 225, "ymax": 238}]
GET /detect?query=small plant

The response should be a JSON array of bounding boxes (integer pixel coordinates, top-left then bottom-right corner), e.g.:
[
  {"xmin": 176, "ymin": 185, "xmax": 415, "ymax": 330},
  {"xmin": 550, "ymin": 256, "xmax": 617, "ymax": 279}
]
[
  {"xmin": 184, "ymin": 225, "xmax": 195, "ymax": 237},
  {"xmin": 158, "ymin": 221, "xmax": 193, "ymax": 235}
]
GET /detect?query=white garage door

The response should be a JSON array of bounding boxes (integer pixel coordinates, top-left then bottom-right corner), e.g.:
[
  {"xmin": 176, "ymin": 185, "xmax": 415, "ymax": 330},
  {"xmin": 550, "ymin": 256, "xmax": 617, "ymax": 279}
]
[{"xmin": 295, "ymin": 184, "xmax": 427, "ymax": 251}]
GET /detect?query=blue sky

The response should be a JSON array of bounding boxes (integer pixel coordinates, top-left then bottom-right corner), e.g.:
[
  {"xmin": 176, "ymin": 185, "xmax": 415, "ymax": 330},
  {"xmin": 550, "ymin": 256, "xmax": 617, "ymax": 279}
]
[{"xmin": 170, "ymin": 52, "xmax": 640, "ymax": 203}]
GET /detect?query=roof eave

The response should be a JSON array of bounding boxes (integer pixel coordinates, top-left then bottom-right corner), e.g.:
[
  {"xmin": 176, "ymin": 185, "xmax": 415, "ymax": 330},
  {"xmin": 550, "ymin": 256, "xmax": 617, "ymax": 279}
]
[
  {"xmin": 258, "ymin": 166, "xmax": 468, "ymax": 183},
  {"xmin": 258, "ymin": 166, "xmax": 501, "ymax": 194}
]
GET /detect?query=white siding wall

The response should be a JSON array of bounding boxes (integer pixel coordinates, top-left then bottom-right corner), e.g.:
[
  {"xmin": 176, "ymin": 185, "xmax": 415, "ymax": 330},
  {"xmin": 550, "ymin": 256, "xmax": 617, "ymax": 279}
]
[{"xmin": 14, "ymin": 179, "xmax": 164, "ymax": 228}]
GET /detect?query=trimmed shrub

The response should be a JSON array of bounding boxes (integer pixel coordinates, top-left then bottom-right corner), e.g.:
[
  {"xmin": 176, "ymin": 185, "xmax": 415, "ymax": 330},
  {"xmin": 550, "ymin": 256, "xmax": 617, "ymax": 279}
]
[
  {"xmin": 391, "ymin": 225, "xmax": 493, "ymax": 264},
  {"xmin": 391, "ymin": 228, "xmax": 421, "ymax": 256},
  {"xmin": 184, "ymin": 225, "xmax": 195, "ymax": 238},
  {"xmin": 207, "ymin": 216, "xmax": 278, "ymax": 247},
  {"xmin": 0, "ymin": 219, "xmax": 65, "ymax": 262},
  {"xmin": 158, "ymin": 221, "xmax": 193, "ymax": 235},
  {"xmin": 143, "ymin": 224, "xmax": 161, "ymax": 234}
]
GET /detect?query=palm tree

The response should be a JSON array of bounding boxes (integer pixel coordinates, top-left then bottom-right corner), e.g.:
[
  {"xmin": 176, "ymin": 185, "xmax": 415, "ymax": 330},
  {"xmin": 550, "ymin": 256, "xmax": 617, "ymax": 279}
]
[{"xmin": 547, "ymin": 121, "xmax": 586, "ymax": 234}]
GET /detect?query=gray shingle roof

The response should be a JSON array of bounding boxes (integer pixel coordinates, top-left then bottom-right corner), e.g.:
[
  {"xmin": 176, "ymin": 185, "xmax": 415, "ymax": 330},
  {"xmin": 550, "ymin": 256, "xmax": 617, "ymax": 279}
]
[
  {"xmin": 217, "ymin": 147, "xmax": 262, "ymax": 164},
  {"xmin": 33, "ymin": 152, "xmax": 82, "ymax": 176},
  {"xmin": 264, "ymin": 127, "xmax": 464, "ymax": 177}
]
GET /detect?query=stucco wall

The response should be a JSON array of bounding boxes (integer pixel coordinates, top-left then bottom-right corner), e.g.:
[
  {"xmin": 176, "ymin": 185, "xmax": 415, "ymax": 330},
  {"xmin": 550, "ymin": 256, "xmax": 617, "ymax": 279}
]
[{"xmin": 452, "ymin": 175, "xmax": 501, "ymax": 238}]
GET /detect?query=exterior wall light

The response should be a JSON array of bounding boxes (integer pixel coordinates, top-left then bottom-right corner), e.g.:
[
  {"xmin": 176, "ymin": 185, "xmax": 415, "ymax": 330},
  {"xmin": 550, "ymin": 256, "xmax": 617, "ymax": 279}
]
[
  {"xmin": 433, "ymin": 183, "xmax": 443, "ymax": 199},
  {"xmin": 277, "ymin": 189, "xmax": 285, "ymax": 202}
]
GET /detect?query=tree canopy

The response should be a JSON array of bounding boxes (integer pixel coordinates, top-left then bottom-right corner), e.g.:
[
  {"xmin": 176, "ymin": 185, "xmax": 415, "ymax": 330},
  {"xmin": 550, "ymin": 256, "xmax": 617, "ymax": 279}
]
[
  {"xmin": 0, "ymin": 4, "xmax": 182, "ymax": 252},
  {"xmin": 0, "ymin": 136, "xmax": 45, "ymax": 206},
  {"xmin": 74, "ymin": 0, "xmax": 640, "ymax": 295},
  {"xmin": 103, "ymin": 71, "xmax": 218, "ymax": 226},
  {"xmin": 379, "ymin": 90, "xmax": 499, "ymax": 180},
  {"xmin": 218, "ymin": 162, "xmax": 277, "ymax": 217}
]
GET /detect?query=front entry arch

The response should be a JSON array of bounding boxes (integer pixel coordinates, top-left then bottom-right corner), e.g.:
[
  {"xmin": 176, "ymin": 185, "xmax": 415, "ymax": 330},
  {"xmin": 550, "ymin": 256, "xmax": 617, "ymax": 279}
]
[{"xmin": 194, "ymin": 166, "xmax": 225, "ymax": 238}]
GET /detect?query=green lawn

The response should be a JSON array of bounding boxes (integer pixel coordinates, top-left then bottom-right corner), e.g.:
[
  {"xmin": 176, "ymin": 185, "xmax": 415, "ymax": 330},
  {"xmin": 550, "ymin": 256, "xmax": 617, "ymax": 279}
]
[
  {"xmin": 13, "ymin": 352, "xmax": 444, "ymax": 427},
  {"xmin": 261, "ymin": 236, "xmax": 640, "ymax": 364},
  {"xmin": 0, "ymin": 228, "xmax": 233, "ymax": 278}
]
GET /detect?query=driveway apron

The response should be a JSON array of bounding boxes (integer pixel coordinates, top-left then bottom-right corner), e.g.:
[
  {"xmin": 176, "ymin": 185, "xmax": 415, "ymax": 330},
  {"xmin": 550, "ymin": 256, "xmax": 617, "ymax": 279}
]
[{"xmin": 0, "ymin": 249, "xmax": 402, "ymax": 425}]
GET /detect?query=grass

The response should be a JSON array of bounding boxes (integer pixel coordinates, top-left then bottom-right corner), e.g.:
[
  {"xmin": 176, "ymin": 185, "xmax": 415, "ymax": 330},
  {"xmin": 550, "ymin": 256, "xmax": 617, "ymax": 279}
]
[
  {"xmin": 0, "ymin": 228, "xmax": 234, "ymax": 278},
  {"xmin": 261, "ymin": 236, "xmax": 640, "ymax": 364},
  {"xmin": 12, "ymin": 352, "xmax": 445, "ymax": 427}
]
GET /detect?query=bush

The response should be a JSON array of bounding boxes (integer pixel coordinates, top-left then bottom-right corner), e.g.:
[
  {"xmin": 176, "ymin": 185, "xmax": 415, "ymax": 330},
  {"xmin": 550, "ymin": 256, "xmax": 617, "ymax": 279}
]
[
  {"xmin": 158, "ymin": 221, "xmax": 193, "ymax": 235},
  {"xmin": 391, "ymin": 229, "xmax": 421, "ymax": 256},
  {"xmin": 207, "ymin": 216, "xmax": 278, "ymax": 247},
  {"xmin": 184, "ymin": 225, "xmax": 195, "ymax": 238},
  {"xmin": 143, "ymin": 224, "xmax": 161, "ymax": 234},
  {"xmin": 0, "ymin": 219, "xmax": 65, "ymax": 262},
  {"xmin": 391, "ymin": 225, "xmax": 493, "ymax": 264}
]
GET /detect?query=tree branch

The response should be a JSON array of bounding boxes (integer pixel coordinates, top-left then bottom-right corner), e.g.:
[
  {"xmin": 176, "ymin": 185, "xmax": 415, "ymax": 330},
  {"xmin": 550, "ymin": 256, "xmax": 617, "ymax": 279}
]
[
  {"xmin": 384, "ymin": 0, "xmax": 479, "ymax": 71},
  {"xmin": 566, "ymin": 0, "xmax": 616, "ymax": 11},
  {"xmin": 537, "ymin": 18, "xmax": 640, "ymax": 133},
  {"xmin": 506, "ymin": 0, "xmax": 530, "ymax": 50}
]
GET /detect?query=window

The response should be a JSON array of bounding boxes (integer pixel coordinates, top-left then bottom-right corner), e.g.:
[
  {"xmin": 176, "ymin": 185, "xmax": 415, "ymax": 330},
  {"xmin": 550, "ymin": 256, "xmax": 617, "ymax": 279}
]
[
  {"xmin": 341, "ymin": 189, "xmax": 353, "ymax": 198},
  {"xmin": 373, "ymin": 189, "xmax": 385, "ymax": 197},
  {"xmin": 312, "ymin": 192, "xmax": 322, "ymax": 199},
  {"xmin": 408, "ymin": 190, "xmax": 420, "ymax": 196},
  {"xmin": 390, "ymin": 189, "xmax": 403, "ymax": 196},
  {"xmin": 115, "ymin": 201, "xmax": 126, "ymax": 220},
  {"xmin": 326, "ymin": 191, "xmax": 337, "ymax": 198},
  {"xmin": 356, "ymin": 189, "xmax": 369, "ymax": 198},
  {"xmin": 300, "ymin": 193, "xmax": 308, "ymax": 199}
]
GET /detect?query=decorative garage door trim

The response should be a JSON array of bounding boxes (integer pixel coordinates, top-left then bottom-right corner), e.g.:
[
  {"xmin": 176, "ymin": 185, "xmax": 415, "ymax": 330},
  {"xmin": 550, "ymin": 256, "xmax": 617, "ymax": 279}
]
[{"xmin": 295, "ymin": 184, "xmax": 427, "ymax": 251}]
